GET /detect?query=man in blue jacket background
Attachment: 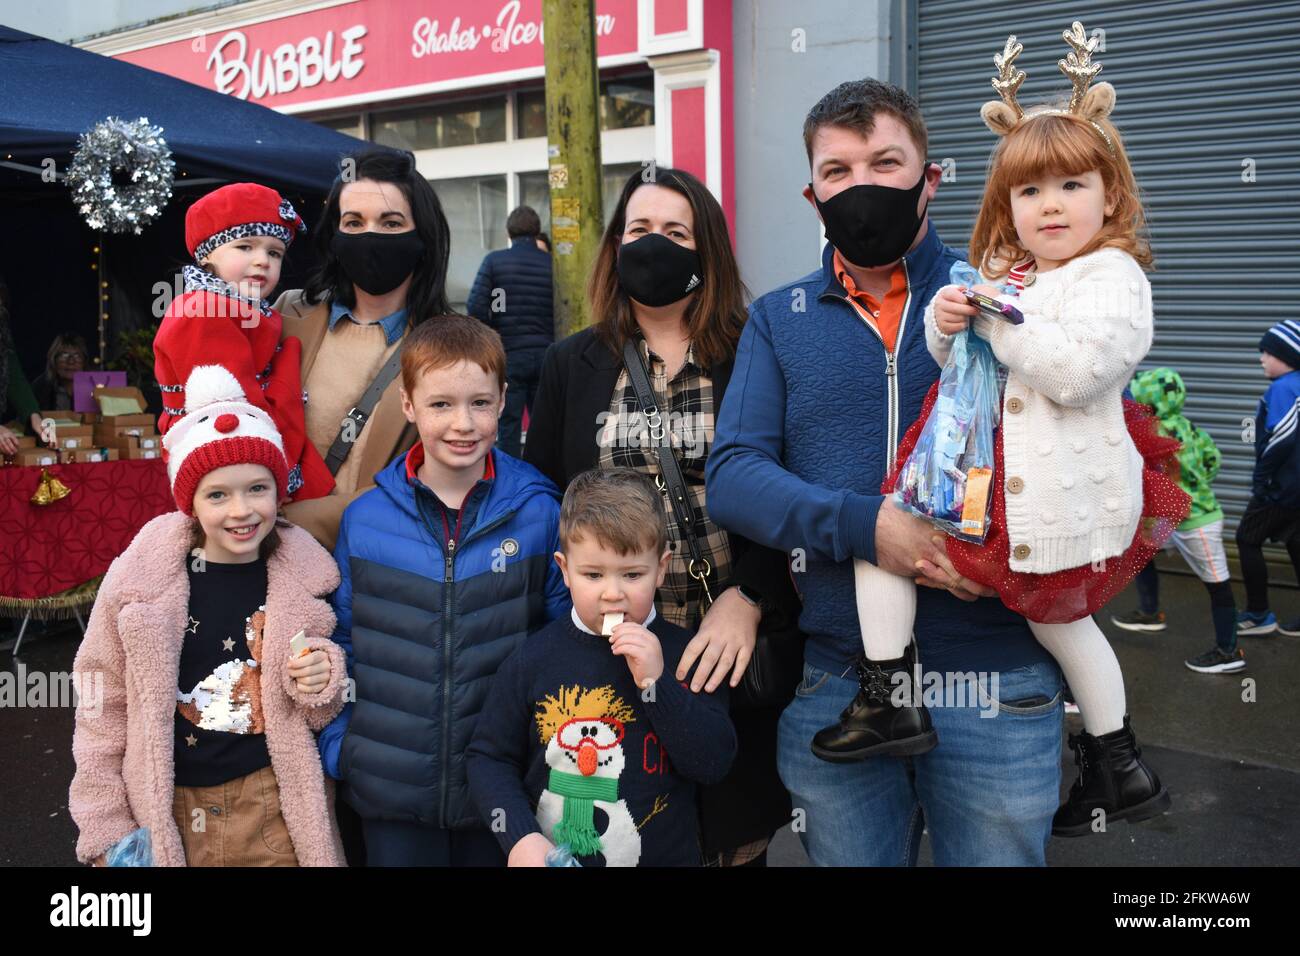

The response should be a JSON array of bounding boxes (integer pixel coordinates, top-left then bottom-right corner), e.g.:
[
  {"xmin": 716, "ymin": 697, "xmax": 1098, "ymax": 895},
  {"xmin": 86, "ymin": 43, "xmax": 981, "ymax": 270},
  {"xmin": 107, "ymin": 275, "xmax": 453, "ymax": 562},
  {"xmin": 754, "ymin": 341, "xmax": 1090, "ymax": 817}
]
[
  {"xmin": 707, "ymin": 79, "xmax": 1064, "ymax": 866},
  {"xmin": 466, "ymin": 205, "xmax": 554, "ymax": 458}
]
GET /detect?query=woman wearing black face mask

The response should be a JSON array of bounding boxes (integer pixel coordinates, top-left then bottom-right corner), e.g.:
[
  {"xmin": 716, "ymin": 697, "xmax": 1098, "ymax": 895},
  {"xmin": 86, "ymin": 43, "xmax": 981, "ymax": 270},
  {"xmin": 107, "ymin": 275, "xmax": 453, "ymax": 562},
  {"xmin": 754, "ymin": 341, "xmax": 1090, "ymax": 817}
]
[
  {"xmin": 272, "ymin": 147, "xmax": 452, "ymax": 553},
  {"xmin": 525, "ymin": 167, "xmax": 801, "ymax": 867}
]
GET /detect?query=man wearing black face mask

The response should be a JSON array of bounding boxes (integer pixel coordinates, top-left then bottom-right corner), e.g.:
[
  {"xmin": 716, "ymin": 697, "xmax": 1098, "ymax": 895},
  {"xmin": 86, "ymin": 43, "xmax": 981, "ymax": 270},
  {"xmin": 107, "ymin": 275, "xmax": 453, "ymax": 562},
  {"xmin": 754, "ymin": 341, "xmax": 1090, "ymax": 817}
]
[{"xmin": 708, "ymin": 80, "xmax": 1064, "ymax": 867}]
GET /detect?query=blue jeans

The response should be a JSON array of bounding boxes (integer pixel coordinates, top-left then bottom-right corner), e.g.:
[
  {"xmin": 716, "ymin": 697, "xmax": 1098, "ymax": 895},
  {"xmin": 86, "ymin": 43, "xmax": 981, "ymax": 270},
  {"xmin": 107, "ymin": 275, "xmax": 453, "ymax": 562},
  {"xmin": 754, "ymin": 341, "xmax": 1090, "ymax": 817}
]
[{"xmin": 777, "ymin": 659, "xmax": 1063, "ymax": 866}]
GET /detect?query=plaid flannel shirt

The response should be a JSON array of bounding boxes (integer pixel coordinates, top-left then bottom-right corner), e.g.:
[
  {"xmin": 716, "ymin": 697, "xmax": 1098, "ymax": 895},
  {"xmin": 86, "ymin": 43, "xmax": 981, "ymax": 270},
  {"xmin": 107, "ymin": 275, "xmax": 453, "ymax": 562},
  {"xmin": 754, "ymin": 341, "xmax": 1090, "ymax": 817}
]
[{"xmin": 598, "ymin": 336, "xmax": 732, "ymax": 629}]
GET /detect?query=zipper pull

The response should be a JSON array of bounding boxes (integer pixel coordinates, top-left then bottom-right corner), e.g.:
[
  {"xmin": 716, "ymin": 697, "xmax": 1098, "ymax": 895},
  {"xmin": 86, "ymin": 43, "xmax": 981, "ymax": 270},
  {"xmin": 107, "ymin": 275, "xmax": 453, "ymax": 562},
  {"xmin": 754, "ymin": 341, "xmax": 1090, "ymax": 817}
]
[
  {"xmin": 885, "ymin": 352, "xmax": 897, "ymax": 376},
  {"xmin": 446, "ymin": 537, "xmax": 456, "ymax": 574}
]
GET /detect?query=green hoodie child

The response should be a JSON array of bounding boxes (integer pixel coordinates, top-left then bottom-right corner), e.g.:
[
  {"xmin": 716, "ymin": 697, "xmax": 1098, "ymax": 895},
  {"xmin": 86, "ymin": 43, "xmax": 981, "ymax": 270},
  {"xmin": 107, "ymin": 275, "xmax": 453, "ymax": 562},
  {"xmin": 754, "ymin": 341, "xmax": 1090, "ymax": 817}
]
[
  {"xmin": 1122, "ymin": 368, "xmax": 1242, "ymax": 674},
  {"xmin": 1129, "ymin": 368, "xmax": 1223, "ymax": 531}
]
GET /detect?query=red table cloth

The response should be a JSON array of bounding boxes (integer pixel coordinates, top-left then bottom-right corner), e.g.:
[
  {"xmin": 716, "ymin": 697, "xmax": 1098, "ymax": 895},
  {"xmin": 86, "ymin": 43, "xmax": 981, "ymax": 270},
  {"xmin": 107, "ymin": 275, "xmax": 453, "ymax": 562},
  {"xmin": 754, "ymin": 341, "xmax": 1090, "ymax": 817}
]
[{"xmin": 0, "ymin": 459, "xmax": 175, "ymax": 600}]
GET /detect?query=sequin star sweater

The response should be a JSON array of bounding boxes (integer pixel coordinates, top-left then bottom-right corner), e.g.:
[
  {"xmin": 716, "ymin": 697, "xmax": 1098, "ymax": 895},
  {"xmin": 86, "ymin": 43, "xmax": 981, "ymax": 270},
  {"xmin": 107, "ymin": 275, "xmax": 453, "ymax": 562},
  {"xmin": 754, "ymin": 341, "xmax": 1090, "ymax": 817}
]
[{"xmin": 924, "ymin": 247, "xmax": 1154, "ymax": 574}]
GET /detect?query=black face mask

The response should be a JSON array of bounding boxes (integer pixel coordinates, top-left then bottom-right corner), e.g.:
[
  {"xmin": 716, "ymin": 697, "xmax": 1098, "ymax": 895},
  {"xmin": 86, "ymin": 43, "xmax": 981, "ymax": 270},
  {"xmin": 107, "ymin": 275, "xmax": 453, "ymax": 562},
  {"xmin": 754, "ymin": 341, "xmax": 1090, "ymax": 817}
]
[
  {"xmin": 811, "ymin": 165, "xmax": 931, "ymax": 268},
  {"xmin": 616, "ymin": 233, "xmax": 703, "ymax": 307},
  {"xmin": 330, "ymin": 230, "xmax": 425, "ymax": 296}
]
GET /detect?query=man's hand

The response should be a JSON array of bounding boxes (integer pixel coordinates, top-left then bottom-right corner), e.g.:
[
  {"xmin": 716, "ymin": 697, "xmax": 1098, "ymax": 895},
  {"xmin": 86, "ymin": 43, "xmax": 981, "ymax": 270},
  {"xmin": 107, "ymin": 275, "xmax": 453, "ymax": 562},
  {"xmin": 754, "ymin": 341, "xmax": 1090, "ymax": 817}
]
[
  {"xmin": 873, "ymin": 498, "xmax": 995, "ymax": 601},
  {"xmin": 609, "ymin": 622, "xmax": 664, "ymax": 690}
]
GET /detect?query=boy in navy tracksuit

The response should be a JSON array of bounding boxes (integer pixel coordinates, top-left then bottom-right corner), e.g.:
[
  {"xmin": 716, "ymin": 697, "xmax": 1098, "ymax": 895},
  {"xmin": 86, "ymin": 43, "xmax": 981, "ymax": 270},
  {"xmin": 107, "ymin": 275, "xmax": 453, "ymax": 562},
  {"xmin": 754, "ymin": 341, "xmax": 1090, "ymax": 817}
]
[
  {"xmin": 466, "ymin": 469, "xmax": 736, "ymax": 867},
  {"xmin": 319, "ymin": 316, "xmax": 569, "ymax": 867},
  {"xmin": 1236, "ymin": 320, "xmax": 1300, "ymax": 636}
]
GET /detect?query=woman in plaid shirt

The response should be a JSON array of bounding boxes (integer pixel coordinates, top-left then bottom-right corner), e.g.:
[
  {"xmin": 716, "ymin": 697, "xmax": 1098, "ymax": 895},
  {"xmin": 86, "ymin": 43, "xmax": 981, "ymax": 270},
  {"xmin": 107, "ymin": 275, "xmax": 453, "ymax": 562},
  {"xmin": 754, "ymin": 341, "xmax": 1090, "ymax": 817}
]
[{"xmin": 524, "ymin": 167, "xmax": 799, "ymax": 867}]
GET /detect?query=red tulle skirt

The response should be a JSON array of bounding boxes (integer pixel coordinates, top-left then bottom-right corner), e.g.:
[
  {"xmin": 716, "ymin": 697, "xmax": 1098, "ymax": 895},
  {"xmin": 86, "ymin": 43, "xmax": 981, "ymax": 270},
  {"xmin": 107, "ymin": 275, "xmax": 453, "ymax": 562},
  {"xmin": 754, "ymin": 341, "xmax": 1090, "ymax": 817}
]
[{"xmin": 884, "ymin": 385, "xmax": 1191, "ymax": 623}]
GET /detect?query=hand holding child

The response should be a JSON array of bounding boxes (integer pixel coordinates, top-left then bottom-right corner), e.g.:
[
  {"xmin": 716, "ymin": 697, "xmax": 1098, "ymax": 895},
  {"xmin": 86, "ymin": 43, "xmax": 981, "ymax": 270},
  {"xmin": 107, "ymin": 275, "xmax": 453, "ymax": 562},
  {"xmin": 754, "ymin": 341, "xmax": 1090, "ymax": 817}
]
[
  {"xmin": 508, "ymin": 832, "xmax": 555, "ymax": 867},
  {"xmin": 609, "ymin": 622, "xmax": 664, "ymax": 690},
  {"xmin": 287, "ymin": 649, "xmax": 331, "ymax": 695},
  {"xmin": 935, "ymin": 283, "xmax": 1004, "ymax": 335}
]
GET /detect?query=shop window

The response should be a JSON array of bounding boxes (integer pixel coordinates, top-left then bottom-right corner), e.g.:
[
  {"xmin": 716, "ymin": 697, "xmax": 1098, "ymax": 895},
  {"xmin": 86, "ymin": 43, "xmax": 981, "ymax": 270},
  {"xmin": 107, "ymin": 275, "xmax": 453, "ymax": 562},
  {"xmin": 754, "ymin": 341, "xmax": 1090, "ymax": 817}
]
[
  {"xmin": 600, "ymin": 76, "xmax": 654, "ymax": 130},
  {"xmin": 430, "ymin": 175, "xmax": 508, "ymax": 309},
  {"xmin": 517, "ymin": 162, "xmax": 647, "ymax": 237},
  {"xmin": 514, "ymin": 76, "xmax": 653, "ymax": 139},
  {"xmin": 315, "ymin": 115, "xmax": 363, "ymax": 138},
  {"xmin": 373, "ymin": 96, "xmax": 507, "ymax": 151}
]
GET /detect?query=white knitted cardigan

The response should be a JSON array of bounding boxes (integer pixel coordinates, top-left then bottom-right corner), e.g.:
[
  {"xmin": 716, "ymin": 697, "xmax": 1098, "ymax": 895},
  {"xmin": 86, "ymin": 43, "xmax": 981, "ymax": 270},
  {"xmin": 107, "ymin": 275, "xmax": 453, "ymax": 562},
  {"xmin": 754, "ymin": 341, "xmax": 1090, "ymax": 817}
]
[{"xmin": 924, "ymin": 247, "xmax": 1153, "ymax": 574}]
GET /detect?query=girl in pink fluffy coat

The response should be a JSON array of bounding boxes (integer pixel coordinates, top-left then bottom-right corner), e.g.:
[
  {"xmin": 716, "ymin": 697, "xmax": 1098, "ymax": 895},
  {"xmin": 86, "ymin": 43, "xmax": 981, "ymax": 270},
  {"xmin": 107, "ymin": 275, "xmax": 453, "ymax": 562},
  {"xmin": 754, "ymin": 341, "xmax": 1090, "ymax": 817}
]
[{"xmin": 70, "ymin": 364, "xmax": 348, "ymax": 866}]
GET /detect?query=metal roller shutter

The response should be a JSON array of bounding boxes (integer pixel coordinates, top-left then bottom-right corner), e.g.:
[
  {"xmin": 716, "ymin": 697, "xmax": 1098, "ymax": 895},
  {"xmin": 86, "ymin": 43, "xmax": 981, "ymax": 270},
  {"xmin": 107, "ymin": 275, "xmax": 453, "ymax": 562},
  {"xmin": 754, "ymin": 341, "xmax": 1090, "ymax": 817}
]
[{"xmin": 913, "ymin": 0, "xmax": 1300, "ymax": 578}]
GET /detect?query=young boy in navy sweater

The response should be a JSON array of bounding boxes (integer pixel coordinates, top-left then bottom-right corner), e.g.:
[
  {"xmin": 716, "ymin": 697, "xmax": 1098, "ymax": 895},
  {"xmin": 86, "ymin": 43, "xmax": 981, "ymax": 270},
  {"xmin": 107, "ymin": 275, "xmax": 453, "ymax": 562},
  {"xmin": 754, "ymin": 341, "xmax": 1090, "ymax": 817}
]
[
  {"xmin": 320, "ymin": 316, "xmax": 569, "ymax": 867},
  {"xmin": 1236, "ymin": 320, "xmax": 1300, "ymax": 637},
  {"xmin": 466, "ymin": 468, "xmax": 737, "ymax": 866}
]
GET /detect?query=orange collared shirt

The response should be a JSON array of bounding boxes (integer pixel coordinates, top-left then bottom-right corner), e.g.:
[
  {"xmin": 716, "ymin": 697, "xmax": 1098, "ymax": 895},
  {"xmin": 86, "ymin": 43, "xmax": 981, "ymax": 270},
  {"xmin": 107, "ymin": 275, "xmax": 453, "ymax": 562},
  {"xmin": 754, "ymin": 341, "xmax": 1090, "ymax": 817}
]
[{"xmin": 833, "ymin": 249, "xmax": 910, "ymax": 354}]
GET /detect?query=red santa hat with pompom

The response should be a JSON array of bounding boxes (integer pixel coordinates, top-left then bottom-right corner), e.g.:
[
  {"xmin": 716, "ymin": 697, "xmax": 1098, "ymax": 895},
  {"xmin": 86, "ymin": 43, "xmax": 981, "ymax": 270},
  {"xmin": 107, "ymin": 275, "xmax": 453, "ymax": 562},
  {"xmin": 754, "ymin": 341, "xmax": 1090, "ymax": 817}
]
[{"xmin": 163, "ymin": 365, "xmax": 289, "ymax": 515}]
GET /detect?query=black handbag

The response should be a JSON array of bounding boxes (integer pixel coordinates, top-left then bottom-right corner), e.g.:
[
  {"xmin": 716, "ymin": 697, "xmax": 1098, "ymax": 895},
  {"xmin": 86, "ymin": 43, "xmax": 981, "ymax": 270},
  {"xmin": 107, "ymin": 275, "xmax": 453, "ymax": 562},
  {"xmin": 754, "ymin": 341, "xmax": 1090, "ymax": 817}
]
[{"xmin": 622, "ymin": 339, "xmax": 803, "ymax": 710}]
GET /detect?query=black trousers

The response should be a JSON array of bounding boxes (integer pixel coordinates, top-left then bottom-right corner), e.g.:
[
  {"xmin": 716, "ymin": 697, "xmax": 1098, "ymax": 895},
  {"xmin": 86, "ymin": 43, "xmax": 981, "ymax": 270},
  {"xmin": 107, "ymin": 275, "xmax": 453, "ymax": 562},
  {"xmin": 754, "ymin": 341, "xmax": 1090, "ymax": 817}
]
[
  {"xmin": 1235, "ymin": 496, "xmax": 1300, "ymax": 612},
  {"xmin": 498, "ymin": 346, "xmax": 547, "ymax": 459},
  {"xmin": 361, "ymin": 819, "xmax": 505, "ymax": 867}
]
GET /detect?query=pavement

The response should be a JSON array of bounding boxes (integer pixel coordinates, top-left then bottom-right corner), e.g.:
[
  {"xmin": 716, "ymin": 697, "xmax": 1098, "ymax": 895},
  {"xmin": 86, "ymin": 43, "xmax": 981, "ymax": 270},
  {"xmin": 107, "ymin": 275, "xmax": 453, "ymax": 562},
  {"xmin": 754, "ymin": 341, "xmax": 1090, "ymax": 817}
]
[{"xmin": 2, "ymin": 571, "xmax": 1297, "ymax": 867}]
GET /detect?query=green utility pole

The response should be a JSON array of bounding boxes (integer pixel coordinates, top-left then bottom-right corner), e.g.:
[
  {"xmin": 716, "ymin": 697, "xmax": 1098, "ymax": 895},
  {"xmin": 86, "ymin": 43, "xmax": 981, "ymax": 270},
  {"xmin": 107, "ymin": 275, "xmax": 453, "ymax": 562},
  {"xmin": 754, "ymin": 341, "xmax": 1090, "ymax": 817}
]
[{"xmin": 543, "ymin": 0, "xmax": 604, "ymax": 337}]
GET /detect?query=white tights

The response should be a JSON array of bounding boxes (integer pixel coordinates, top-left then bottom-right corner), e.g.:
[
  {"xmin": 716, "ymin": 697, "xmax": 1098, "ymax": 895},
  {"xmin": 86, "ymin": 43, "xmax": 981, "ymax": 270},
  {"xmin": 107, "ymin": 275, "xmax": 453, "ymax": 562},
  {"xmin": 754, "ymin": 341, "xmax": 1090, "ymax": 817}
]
[{"xmin": 854, "ymin": 557, "xmax": 1125, "ymax": 735}]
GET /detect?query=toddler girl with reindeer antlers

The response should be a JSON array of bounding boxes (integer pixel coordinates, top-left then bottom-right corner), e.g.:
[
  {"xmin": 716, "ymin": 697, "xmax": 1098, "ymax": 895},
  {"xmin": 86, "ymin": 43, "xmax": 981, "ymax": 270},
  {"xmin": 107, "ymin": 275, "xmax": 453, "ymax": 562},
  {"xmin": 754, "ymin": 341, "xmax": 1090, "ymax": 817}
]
[{"xmin": 816, "ymin": 21, "xmax": 1190, "ymax": 837}]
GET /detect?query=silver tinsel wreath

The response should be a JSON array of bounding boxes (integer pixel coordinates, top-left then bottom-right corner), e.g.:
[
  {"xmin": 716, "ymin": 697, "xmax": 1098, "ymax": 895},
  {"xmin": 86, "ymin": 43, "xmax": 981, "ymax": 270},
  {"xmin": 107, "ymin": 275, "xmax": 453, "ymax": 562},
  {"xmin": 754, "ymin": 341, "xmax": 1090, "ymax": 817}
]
[{"xmin": 66, "ymin": 116, "xmax": 174, "ymax": 234}]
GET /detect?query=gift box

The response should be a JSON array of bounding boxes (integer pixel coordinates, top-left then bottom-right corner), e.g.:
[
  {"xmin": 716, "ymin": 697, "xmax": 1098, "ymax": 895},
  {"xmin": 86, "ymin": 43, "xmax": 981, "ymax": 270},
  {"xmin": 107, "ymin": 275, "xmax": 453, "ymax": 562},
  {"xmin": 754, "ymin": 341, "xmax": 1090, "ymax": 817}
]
[
  {"xmin": 53, "ymin": 426, "xmax": 95, "ymax": 450},
  {"xmin": 94, "ymin": 423, "xmax": 157, "ymax": 443},
  {"xmin": 68, "ymin": 448, "xmax": 120, "ymax": 463},
  {"xmin": 38, "ymin": 411, "xmax": 85, "ymax": 425},
  {"xmin": 111, "ymin": 434, "xmax": 162, "ymax": 454},
  {"xmin": 99, "ymin": 413, "xmax": 154, "ymax": 427},
  {"xmin": 16, "ymin": 449, "xmax": 59, "ymax": 467},
  {"xmin": 92, "ymin": 386, "xmax": 149, "ymax": 418},
  {"xmin": 125, "ymin": 447, "xmax": 162, "ymax": 461}
]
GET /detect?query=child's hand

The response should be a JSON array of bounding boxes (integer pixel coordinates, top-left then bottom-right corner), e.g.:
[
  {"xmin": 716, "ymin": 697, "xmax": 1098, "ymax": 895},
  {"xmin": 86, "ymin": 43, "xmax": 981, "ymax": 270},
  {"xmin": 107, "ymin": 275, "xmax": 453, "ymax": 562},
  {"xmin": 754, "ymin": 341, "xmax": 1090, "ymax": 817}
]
[
  {"xmin": 933, "ymin": 286, "xmax": 976, "ymax": 335},
  {"xmin": 508, "ymin": 832, "xmax": 554, "ymax": 867},
  {"xmin": 287, "ymin": 649, "xmax": 331, "ymax": 694},
  {"xmin": 609, "ymin": 622, "xmax": 664, "ymax": 690}
]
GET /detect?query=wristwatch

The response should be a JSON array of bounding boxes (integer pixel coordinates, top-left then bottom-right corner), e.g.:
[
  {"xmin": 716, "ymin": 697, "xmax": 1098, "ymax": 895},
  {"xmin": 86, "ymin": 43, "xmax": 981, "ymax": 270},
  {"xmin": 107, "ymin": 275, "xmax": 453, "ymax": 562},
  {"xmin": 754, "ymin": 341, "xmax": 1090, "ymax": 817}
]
[{"xmin": 735, "ymin": 583, "xmax": 766, "ymax": 611}]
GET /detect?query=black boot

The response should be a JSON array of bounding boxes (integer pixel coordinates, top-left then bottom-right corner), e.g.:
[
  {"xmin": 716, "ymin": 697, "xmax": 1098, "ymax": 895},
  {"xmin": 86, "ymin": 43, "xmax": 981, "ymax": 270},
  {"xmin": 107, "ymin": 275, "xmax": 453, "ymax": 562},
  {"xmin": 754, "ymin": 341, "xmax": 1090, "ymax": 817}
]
[
  {"xmin": 810, "ymin": 648, "xmax": 938, "ymax": 762},
  {"xmin": 1052, "ymin": 715, "xmax": 1171, "ymax": 837}
]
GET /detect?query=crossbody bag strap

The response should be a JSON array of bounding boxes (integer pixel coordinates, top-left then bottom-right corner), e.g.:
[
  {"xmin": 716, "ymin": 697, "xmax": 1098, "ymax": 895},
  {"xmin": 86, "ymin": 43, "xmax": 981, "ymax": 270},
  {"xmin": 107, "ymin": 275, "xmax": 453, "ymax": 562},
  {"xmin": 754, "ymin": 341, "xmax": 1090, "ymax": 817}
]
[
  {"xmin": 324, "ymin": 349, "xmax": 404, "ymax": 476},
  {"xmin": 621, "ymin": 339, "xmax": 714, "ymax": 609}
]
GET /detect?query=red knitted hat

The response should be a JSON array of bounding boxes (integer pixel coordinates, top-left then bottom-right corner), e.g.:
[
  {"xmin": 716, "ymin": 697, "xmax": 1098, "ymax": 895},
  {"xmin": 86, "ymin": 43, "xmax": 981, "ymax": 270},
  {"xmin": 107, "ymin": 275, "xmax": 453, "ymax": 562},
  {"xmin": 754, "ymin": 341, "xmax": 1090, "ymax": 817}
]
[
  {"xmin": 162, "ymin": 365, "xmax": 289, "ymax": 515},
  {"xmin": 185, "ymin": 182, "xmax": 308, "ymax": 262}
]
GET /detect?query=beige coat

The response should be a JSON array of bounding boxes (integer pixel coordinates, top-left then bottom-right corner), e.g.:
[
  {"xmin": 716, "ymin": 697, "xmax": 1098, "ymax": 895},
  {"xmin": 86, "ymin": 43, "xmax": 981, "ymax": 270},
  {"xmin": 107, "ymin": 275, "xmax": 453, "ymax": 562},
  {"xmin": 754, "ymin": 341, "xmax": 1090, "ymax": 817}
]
[
  {"xmin": 274, "ymin": 289, "xmax": 418, "ymax": 551},
  {"xmin": 69, "ymin": 512, "xmax": 347, "ymax": 866}
]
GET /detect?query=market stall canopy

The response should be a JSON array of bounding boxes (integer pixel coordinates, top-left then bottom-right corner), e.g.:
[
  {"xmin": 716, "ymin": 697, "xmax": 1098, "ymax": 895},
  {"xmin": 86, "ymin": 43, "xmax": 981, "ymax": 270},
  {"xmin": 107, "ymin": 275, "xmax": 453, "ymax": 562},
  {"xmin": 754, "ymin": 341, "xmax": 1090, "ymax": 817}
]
[
  {"xmin": 0, "ymin": 24, "xmax": 366, "ymax": 192},
  {"xmin": 0, "ymin": 25, "xmax": 378, "ymax": 402}
]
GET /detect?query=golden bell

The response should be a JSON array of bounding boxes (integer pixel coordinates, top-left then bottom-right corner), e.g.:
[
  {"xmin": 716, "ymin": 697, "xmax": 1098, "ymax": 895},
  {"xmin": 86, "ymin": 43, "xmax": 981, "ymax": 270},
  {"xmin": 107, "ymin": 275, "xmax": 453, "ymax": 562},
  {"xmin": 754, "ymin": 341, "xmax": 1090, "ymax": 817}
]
[{"xmin": 30, "ymin": 469, "xmax": 72, "ymax": 506}]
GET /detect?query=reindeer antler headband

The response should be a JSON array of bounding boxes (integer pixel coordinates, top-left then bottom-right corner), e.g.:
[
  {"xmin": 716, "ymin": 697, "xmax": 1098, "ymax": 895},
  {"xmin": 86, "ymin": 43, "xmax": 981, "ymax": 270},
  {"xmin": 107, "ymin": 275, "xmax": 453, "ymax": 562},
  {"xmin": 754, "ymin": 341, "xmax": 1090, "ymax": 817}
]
[{"xmin": 981, "ymin": 21, "xmax": 1117, "ymax": 154}]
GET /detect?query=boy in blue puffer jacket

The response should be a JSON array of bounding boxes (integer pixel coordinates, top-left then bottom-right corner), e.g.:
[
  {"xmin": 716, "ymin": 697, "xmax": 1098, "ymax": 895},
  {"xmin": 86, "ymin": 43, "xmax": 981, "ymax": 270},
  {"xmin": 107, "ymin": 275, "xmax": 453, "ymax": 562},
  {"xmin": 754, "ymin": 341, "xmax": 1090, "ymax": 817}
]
[{"xmin": 319, "ymin": 315, "xmax": 570, "ymax": 866}]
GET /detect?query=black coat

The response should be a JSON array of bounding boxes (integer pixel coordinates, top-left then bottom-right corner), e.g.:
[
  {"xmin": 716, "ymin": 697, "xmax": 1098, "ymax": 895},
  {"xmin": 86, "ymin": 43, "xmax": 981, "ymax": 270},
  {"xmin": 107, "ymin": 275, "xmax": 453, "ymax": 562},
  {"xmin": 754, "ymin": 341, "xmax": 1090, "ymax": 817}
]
[
  {"xmin": 525, "ymin": 326, "xmax": 799, "ymax": 618},
  {"xmin": 465, "ymin": 238, "xmax": 554, "ymax": 353},
  {"xmin": 525, "ymin": 325, "xmax": 797, "ymax": 856}
]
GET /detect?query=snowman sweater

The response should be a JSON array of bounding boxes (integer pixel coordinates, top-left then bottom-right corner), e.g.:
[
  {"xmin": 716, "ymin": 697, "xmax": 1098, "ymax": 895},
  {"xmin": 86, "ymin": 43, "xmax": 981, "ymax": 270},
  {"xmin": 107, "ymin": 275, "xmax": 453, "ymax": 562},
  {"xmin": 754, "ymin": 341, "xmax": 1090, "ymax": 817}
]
[{"xmin": 466, "ymin": 610, "xmax": 737, "ymax": 866}]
